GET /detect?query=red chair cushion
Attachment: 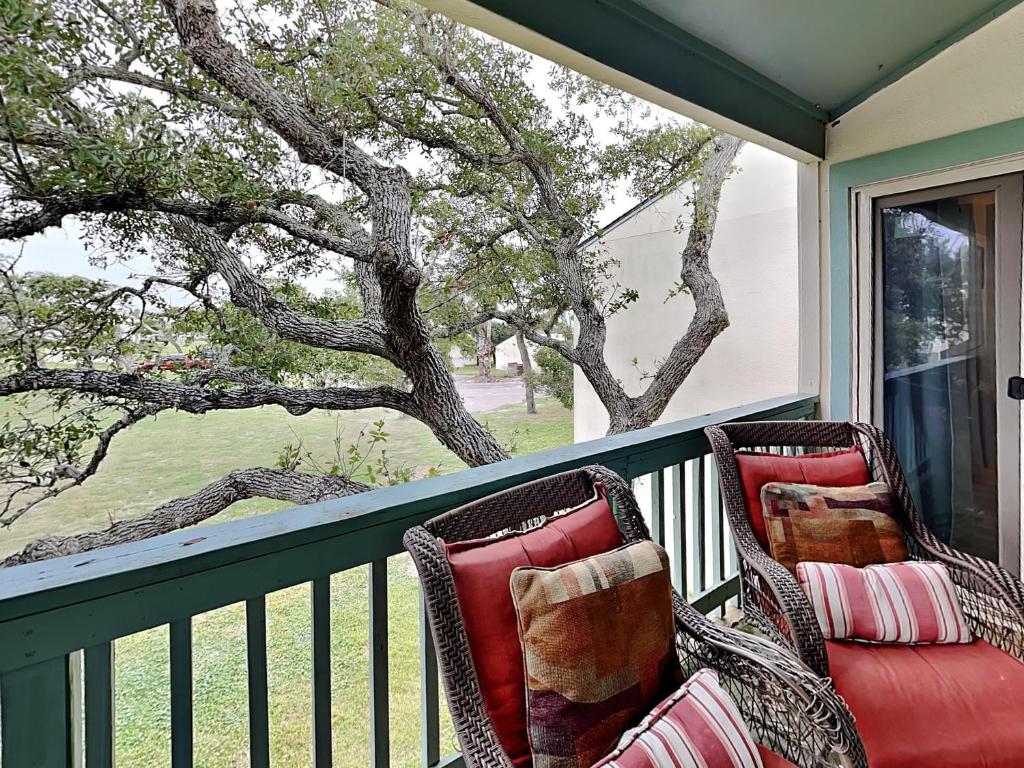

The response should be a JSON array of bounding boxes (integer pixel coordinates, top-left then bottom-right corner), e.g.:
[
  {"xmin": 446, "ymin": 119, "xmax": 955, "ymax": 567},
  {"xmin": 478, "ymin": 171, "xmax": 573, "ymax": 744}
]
[
  {"xmin": 827, "ymin": 638, "xmax": 1024, "ymax": 768},
  {"xmin": 442, "ymin": 485, "xmax": 624, "ymax": 768},
  {"xmin": 734, "ymin": 447, "xmax": 870, "ymax": 549},
  {"xmin": 759, "ymin": 746, "xmax": 798, "ymax": 768}
]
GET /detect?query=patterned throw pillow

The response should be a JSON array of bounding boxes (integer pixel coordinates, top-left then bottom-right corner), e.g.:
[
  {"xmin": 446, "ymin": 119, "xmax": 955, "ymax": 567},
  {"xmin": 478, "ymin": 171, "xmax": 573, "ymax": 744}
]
[
  {"xmin": 510, "ymin": 541, "xmax": 681, "ymax": 768},
  {"xmin": 796, "ymin": 561, "xmax": 973, "ymax": 644},
  {"xmin": 759, "ymin": 481, "xmax": 909, "ymax": 573},
  {"xmin": 593, "ymin": 669, "xmax": 765, "ymax": 768}
]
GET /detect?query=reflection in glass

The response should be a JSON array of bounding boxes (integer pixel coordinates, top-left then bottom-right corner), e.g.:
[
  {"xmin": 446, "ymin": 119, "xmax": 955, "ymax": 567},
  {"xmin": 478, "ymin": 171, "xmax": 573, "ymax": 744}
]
[{"xmin": 880, "ymin": 191, "xmax": 998, "ymax": 561}]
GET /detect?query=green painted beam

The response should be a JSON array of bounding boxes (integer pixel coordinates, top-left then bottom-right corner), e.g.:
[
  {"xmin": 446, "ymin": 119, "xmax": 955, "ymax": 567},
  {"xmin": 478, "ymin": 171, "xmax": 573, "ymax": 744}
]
[
  {"xmin": 84, "ymin": 643, "xmax": 115, "ymax": 768},
  {"xmin": 0, "ymin": 395, "xmax": 816, "ymax": 674},
  {"xmin": 170, "ymin": 619, "xmax": 193, "ymax": 768},
  {"xmin": 1, "ymin": 657, "xmax": 72, "ymax": 768},
  {"xmin": 465, "ymin": 0, "xmax": 826, "ymax": 157},
  {"xmin": 369, "ymin": 561, "xmax": 390, "ymax": 768},
  {"xmin": 0, "ymin": 393, "xmax": 816, "ymax": 626},
  {"xmin": 311, "ymin": 578, "xmax": 332, "ymax": 768},
  {"xmin": 245, "ymin": 597, "xmax": 270, "ymax": 768},
  {"xmin": 691, "ymin": 575, "xmax": 740, "ymax": 615}
]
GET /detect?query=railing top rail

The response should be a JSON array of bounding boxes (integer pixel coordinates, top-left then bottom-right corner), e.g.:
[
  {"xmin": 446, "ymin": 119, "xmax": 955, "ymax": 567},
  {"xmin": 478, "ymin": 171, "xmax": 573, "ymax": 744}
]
[{"xmin": 0, "ymin": 394, "xmax": 816, "ymax": 623}]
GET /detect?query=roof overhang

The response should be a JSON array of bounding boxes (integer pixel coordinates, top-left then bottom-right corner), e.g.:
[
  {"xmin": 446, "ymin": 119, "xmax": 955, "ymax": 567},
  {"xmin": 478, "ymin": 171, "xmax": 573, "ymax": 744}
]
[{"xmin": 423, "ymin": 0, "xmax": 1023, "ymax": 162}]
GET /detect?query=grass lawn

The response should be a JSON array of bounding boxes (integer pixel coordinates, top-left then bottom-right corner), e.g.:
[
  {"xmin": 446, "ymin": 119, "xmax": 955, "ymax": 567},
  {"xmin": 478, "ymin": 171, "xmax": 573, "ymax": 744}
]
[
  {"xmin": 0, "ymin": 395, "xmax": 572, "ymax": 767},
  {"xmin": 452, "ymin": 364, "xmax": 515, "ymax": 378}
]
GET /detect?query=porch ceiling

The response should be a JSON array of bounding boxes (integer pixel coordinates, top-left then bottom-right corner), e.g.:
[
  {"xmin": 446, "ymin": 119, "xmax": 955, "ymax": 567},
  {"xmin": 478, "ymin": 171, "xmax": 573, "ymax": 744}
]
[{"xmin": 442, "ymin": 0, "xmax": 1022, "ymax": 159}]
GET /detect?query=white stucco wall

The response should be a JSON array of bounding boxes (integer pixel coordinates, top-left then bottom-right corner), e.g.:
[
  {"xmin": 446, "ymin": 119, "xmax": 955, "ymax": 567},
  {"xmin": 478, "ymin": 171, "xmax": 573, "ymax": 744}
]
[
  {"xmin": 574, "ymin": 143, "xmax": 799, "ymax": 441},
  {"xmin": 494, "ymin": 336, "xmax": 536, "ymax": 369},
  {"xmin": 825, "ymin": 4, "xmax": 1024, "ymax": 165}
]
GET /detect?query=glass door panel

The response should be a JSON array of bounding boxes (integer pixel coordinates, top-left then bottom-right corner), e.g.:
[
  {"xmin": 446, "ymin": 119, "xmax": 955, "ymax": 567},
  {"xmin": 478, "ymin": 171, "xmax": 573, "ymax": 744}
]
[{"xmin": 876, "ymin": 176, "xmax": 1022, "ymax": 569}]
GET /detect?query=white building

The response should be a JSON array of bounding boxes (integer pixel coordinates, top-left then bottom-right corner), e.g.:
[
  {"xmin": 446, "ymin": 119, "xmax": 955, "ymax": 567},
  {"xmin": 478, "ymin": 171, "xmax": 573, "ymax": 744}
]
[
  {"xmin": 494, "ymin": 335, "xmax": 536, "ymax": 371},
  {"xmin": 574, "ymin": 144, "xmax": 800, "ymax": 441}
]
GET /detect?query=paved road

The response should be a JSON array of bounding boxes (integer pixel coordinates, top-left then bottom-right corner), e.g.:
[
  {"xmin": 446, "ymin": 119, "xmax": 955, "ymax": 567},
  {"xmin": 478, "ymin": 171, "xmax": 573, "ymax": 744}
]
[{"xmin": 455, "ymin": 375, "xmax": 528, "ymax": 412}]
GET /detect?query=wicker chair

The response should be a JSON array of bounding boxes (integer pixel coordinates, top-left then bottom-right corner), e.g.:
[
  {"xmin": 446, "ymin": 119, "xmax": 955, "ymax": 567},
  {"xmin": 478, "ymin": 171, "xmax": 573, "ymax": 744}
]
[
  {"xmin": 404, "ymin": 465, "xmax": 867, "ymax": 768},
  {"xmin": 704, "ymin": 420, "xmax": 1024, "ymax": 678}
]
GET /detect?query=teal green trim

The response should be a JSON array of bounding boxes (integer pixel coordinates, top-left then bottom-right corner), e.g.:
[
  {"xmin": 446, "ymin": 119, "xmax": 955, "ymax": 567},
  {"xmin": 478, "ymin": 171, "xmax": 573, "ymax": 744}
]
[
  {"xmin": 169, "ymin": 618, "xmax": 193, "ymax": 768},
  {"xmin": 468, "ymin": 0, "xmax": 826, "ymax": 157},
  {"xmin": 830, "ymin": 0, "xmax": 1024, "ymax": 118},
  {"xmin": 0, "ymin": 393, "xmax": 817, "ymax": 628},
  {"xmin": 245, "ymin": 597, "xmax": 270, "ymax": 768},
  {"xmin": 311, "ymin": 577, "xmax": 333, "ymax": 768},
  {"xmin": 828, "ymin": 117, "xmax": 1024, "ymax": 418},
  {"xmin": 369, "ymin": 561, "xmax": 390, "ymax": 768},
  {"xmin": 84, "ymin": 643, "xmax": 115, "ymax": 768},
  {"xmin": 0, "ymin": 394, "xmax": 817, "ymax": 767},
  {"xmin": 691, "ymin": 574, "xmax": 740, "ymax": 615},
  {"xmin": 1, "ymin": 657, "xmax": 72, "ymax": 767}
]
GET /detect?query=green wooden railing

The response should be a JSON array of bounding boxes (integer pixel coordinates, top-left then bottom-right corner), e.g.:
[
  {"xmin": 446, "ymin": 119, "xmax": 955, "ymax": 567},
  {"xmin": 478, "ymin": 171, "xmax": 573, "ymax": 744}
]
[{"xmin": 0, "ymin": 393, "xmax": 816, "ymax": 768}]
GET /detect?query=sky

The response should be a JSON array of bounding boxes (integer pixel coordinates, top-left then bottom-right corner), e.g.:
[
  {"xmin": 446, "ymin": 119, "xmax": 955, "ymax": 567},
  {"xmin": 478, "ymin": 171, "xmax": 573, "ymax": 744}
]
[{"xmin": 5, "ymin": 25, "xmax": 679, "ymax": 294}]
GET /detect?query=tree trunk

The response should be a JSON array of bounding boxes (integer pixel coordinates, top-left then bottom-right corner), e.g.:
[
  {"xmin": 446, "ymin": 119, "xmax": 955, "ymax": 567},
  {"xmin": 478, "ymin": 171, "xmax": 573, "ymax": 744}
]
[
  {"xmin": 476, "ymin": 321, "xmax": 493, "ymax": 379},
  {"xmin": 516, "ymin": 331, "xmax": 537, "ymax": 414}
]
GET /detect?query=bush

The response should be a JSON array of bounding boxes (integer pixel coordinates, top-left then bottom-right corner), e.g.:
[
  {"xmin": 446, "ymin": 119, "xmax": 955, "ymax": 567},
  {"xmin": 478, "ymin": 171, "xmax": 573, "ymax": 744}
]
[{"xmin": 535, "ymin": 347, "xmax": 574, "ymax": 410}]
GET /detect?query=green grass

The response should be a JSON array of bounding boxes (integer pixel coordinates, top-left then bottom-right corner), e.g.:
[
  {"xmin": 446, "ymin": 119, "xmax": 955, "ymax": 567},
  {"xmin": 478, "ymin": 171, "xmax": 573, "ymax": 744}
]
[
  {"xmin": 0, "ymin": 396, "xmax": 572, "ymax": 767},
  {"xmin": 453, "ymin": 364, "xmax": 515, "ymax": 378}
]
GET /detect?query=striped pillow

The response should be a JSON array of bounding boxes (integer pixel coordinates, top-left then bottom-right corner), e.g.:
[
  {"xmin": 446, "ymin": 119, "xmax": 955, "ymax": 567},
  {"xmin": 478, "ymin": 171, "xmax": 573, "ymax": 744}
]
[
  {"xmin": 796, "ymin": 561, "xmax": 972, "ymax": 644},
  {"xmin": 593, "ymin": 669, "xmax": 764, "ymax": 768}
]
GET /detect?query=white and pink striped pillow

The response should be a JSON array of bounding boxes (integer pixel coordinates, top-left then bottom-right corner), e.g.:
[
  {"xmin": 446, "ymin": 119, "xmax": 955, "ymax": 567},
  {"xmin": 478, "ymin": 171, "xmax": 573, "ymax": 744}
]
[
  {"xmin": 593, "ymin": 668, "xmax": 764, "ymax": 768},
  {"xmin": 796, "ymin": 561, "xmax": 972, "ymax": 644}
]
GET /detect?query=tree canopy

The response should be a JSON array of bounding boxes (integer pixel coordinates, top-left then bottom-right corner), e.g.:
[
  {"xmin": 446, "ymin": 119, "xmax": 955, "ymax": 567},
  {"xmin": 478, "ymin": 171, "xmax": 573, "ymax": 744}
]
[{"xmin": 0, "ymin": 0, "xmax": 743, "ymax": 564}]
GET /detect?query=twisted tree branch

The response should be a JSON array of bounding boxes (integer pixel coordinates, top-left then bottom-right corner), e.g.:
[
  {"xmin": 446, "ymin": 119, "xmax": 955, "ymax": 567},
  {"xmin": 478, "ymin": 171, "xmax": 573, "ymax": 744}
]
[
  {"xmin": 0, "ymin": 367, "xmax": 419, "ymax": 418},
  {"xmin": 2, "ymin": 467, "xmax": 371, "ymax": 566}
]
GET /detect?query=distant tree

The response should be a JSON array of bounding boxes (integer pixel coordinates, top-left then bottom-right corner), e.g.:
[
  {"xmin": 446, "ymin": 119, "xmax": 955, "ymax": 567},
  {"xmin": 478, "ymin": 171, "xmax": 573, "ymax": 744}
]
[
  {"xmin": 515, "ymin": 331, "xmax": 537, "ymax": 414},
  {"xmin": 0, "ymin": 0, "xmax": 742, "ymax": 563},
  {"xmin": 535, "ymin": 346, "xmax": 574, "ymax": 411}
]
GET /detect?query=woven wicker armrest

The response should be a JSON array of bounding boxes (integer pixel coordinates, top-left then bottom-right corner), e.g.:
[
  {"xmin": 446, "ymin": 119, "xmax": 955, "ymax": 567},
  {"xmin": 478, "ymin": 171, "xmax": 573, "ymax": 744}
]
[
  {"xmin": 403, "ymin": 524, "xmax": 517, "ymax": 768},
  {"xmin": 737, "ymin": 543, "xmax": 831, "ymax": 676},
  {"xmin": 673, "ymin": 596, "xmax": 867, "ymax": 768},
  {"xmin": 406, "ymin": 464, "xmax": 864, "ymax": 768},
  {"xmin": 911, "ymin": 536, "xmax": 1024, "ymax": 661},
  {"xmin": 851, "ymin": 423, "xmax": 1024, "ymax": 661},
  {"xmin": 704, "ymin": 424, "xmax": 831, "ymax": 676}
]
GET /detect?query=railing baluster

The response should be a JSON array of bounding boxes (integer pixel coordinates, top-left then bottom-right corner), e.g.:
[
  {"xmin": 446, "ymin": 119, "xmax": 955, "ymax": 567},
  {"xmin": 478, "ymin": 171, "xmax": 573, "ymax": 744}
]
[
  {"xmin": 170, "ymin": 619, "xmax": 193, "ymax": 768},
  {"xmin": 419, "ymin": 596, "xmax": 440, "ymax": 768},
  {"xmin": 709, "ymin": 460, "xmax": 727, "ymax": 616},
  {"xmin": 650, "ymin": 469, "xmax": 665, "ymax": 547},
  {"xmin": 1, "ymin": 657, "xmax": 72, "ymax": 767},
  {"xmin": 246, "ymin": 598, "xmax": 270, "ymax": 768},
  {"xmin": 69, "ymin": 651, "xmax": 84, "ymax": 768},
  {"xmin": 670, "ymin": 463, "xmax": 686, "ymax": 595},
  {"xmin": 311, "ymin": 577, "xmax": 332, "ymax": 768},
  {"xmin": 710, "ymin": 460, "xmax": 723, "ymax": 583},
  {"xmin": 85, "ymin": 643, "xmax": 115, "ymax": 768},
  {"xmin": 370, "ymin": 560, "xmax": 390, "ymax": 768},
  {"xmin": 690, "ymin": 457, "xmax": 707, "ymax": 595}
]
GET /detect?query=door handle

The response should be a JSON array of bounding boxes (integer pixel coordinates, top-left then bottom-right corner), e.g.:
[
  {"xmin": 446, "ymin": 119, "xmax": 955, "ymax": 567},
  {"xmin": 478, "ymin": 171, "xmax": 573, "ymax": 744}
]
[{"xmin": 1009, "ymin": 376, "xmax": 1024, "ymax": 399}]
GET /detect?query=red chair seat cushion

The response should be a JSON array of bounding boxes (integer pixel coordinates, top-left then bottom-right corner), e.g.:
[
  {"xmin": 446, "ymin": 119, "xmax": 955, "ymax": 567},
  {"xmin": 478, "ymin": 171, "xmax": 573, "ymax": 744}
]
[
  {"xmin": 443, "ymin": 486, "xmax": 624, "ymax": 768},
  {"xmin": 759, "ymin": 746, "xmax": 798, "ymax": 768},
  {"xmin": 734, "ymin": 447, "xmax": 870, "ymax": 549},
  {"xmin": 827, "ymin": 638, "xmax": 1024, "ymax": 768}
]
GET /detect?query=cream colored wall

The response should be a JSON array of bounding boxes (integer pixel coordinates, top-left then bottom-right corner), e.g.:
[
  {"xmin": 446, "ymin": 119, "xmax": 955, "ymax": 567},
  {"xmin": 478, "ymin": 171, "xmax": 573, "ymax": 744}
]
[
  {"xmin": 817, "ymin": 3, "xmax": 1024, "ymax": 418},
  {"xmin": 574, "ymin": 144, "xmax": 799, "ymax": 440},
  {"xmin": 826, "ymin": 4, "xmax": 1024, "ymax": 165}
]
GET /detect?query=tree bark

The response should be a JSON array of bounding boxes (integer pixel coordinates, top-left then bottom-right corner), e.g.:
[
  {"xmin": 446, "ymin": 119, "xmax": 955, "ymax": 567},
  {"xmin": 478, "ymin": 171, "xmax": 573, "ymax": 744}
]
[
  {"xmin": 516, "ymin": 331, "xmax": 537, "ymax": 414},
  {"xmin": 476, "ymin": 321, "xmax": 493, "ymax": 379},
  {"xmin": 2, "ymin": 468, "xmax": 371, "ymax": 566}
]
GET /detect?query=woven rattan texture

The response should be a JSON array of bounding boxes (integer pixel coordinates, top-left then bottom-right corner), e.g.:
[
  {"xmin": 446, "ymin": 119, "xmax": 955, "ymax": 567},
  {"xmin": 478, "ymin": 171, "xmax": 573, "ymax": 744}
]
[{"xmin": 405, "ymin": 464, "xmax": 867, "ymax": 767}]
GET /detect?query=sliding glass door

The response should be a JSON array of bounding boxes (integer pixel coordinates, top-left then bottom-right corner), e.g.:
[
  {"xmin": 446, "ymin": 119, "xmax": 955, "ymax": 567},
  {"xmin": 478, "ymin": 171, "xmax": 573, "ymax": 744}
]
[{"xmin": 874, "ymin": 175, "xmax": 1022, "ymax": 570}]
